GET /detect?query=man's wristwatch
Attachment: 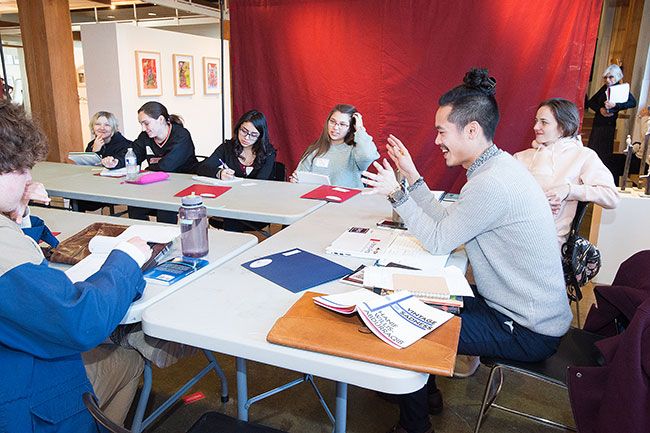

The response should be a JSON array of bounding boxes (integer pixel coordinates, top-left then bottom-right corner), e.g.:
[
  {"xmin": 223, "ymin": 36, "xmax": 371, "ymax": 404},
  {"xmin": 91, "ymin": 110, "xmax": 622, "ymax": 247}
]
[{"xmin": 387, "ymin": 183, "xmax": 406, "ymax": 205}]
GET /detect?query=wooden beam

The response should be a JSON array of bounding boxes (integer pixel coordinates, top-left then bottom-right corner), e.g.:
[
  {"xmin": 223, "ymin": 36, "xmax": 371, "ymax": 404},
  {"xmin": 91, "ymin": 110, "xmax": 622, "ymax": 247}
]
[{"xmin": 17, "ymin": 0, "xmax": 82, "ymax": 163}]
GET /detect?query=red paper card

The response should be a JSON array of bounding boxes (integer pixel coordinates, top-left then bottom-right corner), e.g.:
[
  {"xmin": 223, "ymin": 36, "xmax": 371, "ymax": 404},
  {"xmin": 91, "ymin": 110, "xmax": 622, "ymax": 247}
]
[
  {"xmin": 300, "ymin": 185, "xmax": 361, "ymax": 203},
  {"xmin": 174, "ymin": 184, "xmax": 231, "ymax": 199}
]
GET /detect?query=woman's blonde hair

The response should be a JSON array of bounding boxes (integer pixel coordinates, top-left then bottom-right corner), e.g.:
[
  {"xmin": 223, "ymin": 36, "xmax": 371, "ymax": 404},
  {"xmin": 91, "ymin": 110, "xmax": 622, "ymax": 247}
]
[{"xmin": 89, "ymin": 111, "xmax": 119, "ymax": 137}]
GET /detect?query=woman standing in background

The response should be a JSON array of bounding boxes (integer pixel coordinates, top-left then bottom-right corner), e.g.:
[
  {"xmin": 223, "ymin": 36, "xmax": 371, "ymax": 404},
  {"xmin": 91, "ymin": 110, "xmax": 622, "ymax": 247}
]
[{"xmin": 586, "ymin": 64, "xmax": 637, "ymax": 178}]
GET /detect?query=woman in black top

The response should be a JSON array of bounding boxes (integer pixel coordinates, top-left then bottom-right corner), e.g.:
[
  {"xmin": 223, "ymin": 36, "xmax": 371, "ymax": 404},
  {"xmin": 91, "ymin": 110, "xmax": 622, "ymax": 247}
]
[
  {"xmin": 196, "ymin": 110, "xmax": 277, "ymax": 232},
  {"xmin": 586, "ymin": 64, "xmax": 637, "ymax": 178},
  {"xmin": 76, "ymin": 111, "xmax": 133, "ymax": 212},
  {"xmin": 197, "ymin": 110, "xmax": 276, "ymax": 180},
  {"xmin": 131, "ymin": 101, "xmax": 198, "ymax": 174},
  {"xmin": 86, "ymin": 111, "xmax": 132, "ymax": 169},
  {"xmin": 128, "ymin": 102, "xmax": 199, "ymax": 223}
]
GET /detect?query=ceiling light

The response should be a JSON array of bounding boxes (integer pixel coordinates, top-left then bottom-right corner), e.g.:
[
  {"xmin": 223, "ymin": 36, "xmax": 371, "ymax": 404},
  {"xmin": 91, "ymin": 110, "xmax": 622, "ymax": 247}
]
[
  {"xmin": 148, "ymin": 12, "xmax": 157, "ymax": 16},
  {"xmin": 107, "ymin": 15, "xmax": 115, "ymax": 18},
  {"xmin": 110, "ymin": 5, "xmax": 116, "ymax": 10}
]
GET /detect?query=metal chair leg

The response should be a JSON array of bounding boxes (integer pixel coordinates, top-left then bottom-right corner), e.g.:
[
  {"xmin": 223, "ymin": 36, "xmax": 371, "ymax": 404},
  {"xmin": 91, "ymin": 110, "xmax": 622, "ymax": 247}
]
[{"xmin": 474, "ymin": 365, "xmax": 503, "ymax": 433}]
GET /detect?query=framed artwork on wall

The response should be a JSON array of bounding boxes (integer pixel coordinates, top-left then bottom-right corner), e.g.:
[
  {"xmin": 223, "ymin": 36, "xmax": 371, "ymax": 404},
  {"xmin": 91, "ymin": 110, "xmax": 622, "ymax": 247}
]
[
  {"xmin": 173, "ymin": 54, "xmax": 194, "ymax": 96},
  {"xmin": 203, "ymin": 57, "xmax": 220, "ymax": 95},
  {"xmin": 135, "ymin": 51, "xmax": 162, "ymax": 96}
]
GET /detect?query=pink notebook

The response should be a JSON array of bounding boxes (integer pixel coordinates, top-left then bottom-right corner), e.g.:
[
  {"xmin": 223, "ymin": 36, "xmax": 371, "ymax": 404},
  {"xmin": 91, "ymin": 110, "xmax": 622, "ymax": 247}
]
[
  {"xmin": 125, "ymin": 172, "xmax": 169, "ymax": 184},
  {"xmin": 300, "ymin": 185, "xmax": 361, "ymax": 203}
]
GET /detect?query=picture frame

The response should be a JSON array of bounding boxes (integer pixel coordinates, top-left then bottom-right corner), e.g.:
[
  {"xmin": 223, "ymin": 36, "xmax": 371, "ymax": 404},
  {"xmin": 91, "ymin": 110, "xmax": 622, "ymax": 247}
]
[
  {"xmin": 135, "ymin": 51, "xmax": 162, "ymax": 97},
  {"xmin": 173, "ymin": 54, "xmax": 195, "ymax": 96},
  {"xmin": 203, "ymin": 57, "xmax": 220, "ymax": 95}
]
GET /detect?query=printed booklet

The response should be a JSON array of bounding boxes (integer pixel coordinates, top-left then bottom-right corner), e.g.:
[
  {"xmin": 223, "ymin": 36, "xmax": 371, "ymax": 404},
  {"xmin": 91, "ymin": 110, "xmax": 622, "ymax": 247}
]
[{"xmin": 313, "ymin": 289, "xmax": 453, "ymax": 349}]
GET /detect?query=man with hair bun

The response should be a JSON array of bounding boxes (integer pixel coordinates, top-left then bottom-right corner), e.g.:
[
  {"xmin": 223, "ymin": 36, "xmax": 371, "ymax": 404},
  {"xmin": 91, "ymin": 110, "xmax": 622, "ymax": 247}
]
[{"xmin": 362, "ymin": 68, "xmax": 572, "ymax": 433}]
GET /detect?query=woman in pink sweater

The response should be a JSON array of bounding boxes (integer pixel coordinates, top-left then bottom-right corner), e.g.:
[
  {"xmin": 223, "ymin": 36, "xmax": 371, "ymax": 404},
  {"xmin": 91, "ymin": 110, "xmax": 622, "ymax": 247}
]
[{"xmin": 514, "ymin": 98, "xmax": 619, "ymax": 244}]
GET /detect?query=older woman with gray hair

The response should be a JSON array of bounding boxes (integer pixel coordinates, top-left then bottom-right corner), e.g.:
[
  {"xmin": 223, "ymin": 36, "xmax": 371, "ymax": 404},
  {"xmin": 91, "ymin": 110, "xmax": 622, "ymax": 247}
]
[
  {"xmin": 586, "ymin": 64, "xmax": 637, "ymax": 176},
  {"xmin": 85, "ymin": 111, "xmax": 132, "ymax": 169}
]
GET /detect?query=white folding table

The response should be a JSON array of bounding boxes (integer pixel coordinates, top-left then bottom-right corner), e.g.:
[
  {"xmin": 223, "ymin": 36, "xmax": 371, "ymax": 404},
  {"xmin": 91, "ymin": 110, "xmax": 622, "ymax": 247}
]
[
  {"xmin": 33, "ymin": 162, "xmax": 326, "ymax": 225},
  {"xmin": 142, "ymin": 193, "xmax": 466, "ymax": 433}
]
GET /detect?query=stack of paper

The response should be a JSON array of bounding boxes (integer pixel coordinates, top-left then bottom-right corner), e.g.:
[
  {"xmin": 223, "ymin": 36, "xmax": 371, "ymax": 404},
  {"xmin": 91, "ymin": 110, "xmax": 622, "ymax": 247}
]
[{"xmin": 363, "ymin": 266, "xmax": 473, "ymax": 300}]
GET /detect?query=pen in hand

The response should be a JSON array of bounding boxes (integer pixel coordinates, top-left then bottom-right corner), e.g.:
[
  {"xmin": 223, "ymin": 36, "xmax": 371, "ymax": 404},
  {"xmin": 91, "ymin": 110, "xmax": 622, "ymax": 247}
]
[{"xmin": 217, "ymin": 158, "xmax": 235, "ymax": 180}]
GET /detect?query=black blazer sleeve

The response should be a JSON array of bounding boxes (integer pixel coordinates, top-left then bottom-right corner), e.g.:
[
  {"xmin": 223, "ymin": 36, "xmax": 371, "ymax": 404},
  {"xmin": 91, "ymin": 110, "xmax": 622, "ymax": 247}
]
[
  {"xmin": 587, "ymin": 86, "xmax": 606, "ymax": 113},
  {"xmin": 102, "ymin": 133, "xmax": 132, "ymax": 169},
  {"xmin": 255, "ymin": 148, "xmax": 277, "ymax": 180},
  {"xmin": 131, "ymin": 133, "xmax": 149, "ymax": 165},
  {"xmin": 196, "ymin": 143, "xmax": 227, "ymax": 177},
  {"xmin": 85, "ymin": 140, "xmax": 94, "ymax": 153}
]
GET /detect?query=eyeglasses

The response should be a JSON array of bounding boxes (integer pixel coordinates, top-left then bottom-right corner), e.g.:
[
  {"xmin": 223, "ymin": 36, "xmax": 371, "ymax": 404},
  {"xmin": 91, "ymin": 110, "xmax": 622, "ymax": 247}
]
[
  {"xmin": 605, "ymin": 75, "xmax": 616, "ymax": 80},
  {"xmin": 328, "ymin": 119, "xmax": 350, "ymax": 129},
  {"xmin": 239, "ymin": 127, "xmax": 260, "ymax": 140}
]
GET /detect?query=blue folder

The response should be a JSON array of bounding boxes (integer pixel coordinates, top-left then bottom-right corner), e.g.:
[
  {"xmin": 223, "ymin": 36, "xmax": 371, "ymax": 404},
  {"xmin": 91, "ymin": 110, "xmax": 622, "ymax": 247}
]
[{"xmin": 241, "ymin": 248, "xmax": 353, "ymax": 293}]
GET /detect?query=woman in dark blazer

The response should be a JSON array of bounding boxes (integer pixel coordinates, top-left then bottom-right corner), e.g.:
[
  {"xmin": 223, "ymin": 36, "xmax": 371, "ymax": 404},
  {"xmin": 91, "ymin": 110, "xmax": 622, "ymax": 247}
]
[
  {"xmin": 196, "ymin": 110, "xmax": 277, "ymax": 231},
  {"xmin": 86, "ymin": 111, "xmax": 132, "ymax": 169},
  {"xmin": 197, "ymin": 109, "xmax": 276, "ymax": 180}
]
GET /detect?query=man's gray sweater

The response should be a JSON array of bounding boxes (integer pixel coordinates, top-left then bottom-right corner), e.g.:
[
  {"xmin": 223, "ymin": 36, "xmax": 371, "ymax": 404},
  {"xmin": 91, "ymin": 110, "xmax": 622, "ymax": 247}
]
[{"xmin": 394, "ymin": 147, "xmax": 572, "ymax": 337}]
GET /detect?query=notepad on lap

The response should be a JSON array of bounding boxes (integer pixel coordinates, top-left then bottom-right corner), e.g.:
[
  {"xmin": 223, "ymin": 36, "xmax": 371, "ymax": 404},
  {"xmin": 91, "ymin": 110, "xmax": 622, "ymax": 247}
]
[{"xmin": 295, "ymin": 171, "xmax": 330, "ymax": 185}]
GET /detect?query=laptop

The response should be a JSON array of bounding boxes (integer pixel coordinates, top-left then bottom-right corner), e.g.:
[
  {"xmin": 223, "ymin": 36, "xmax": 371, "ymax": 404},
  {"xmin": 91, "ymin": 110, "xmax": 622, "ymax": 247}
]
[{"xmin": 326, "ymin": 226, "xmax": 450, "ymax": 269}]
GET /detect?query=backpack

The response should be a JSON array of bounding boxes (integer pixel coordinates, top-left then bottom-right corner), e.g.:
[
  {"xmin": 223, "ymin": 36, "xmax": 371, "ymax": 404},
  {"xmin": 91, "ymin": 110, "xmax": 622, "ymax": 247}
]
[
  {"xmin": 561, "ymin": 202, "xmax": 601, "ymax": 301},
  {"xmin": 562, "ymin": 235, "xmax": 601, "ymax": 288}
]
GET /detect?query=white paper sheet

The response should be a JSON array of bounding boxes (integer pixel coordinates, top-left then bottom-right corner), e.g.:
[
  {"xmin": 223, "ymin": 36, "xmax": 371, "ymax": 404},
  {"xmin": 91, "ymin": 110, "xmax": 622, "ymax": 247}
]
[
  {"xmin": 363, "ymin": 266, "xmax": 473, "ymax": 297},
  {"xmin": 608, "ymin": 83, "xmax": 630, "ymax": 104}
]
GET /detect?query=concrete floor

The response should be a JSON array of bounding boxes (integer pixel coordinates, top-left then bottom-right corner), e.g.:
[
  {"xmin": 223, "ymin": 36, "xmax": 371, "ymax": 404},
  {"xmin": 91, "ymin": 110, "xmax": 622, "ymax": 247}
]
[{"xmin": 131, "ymin": 349, "xmax": 578, "ymax": 433}]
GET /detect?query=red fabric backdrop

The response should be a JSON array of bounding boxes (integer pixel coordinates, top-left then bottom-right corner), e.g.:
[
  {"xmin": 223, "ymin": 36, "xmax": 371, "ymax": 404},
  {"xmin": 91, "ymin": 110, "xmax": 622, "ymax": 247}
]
[{"xmin": 230, "ymin": 0, "xmax": 602, "ymax": 191}]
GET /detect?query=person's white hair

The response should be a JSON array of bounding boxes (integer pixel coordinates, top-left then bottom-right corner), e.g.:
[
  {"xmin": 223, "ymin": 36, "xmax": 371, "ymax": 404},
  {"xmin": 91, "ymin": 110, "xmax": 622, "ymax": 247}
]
[{"xmin": 602, "ymin": 64, "xmax": 623, "ymax": 82}]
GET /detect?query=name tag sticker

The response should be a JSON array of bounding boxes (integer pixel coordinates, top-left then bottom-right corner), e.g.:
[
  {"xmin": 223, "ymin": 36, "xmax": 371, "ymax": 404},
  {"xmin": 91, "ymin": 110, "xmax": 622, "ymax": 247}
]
[
  {"xmin": 314, "ymin": 157, "xmax": 330, "ymax": 168},
  {"xmin": 146, "ymin": 146, "xmax": 154, "ymax": 155}
]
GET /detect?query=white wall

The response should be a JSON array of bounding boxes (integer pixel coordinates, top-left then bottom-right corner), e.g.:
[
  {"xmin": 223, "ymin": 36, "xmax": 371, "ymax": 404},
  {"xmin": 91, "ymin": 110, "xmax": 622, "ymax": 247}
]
[{"xmin": 81, "ymin": 22, "xmax": 231, "ymax": 157}]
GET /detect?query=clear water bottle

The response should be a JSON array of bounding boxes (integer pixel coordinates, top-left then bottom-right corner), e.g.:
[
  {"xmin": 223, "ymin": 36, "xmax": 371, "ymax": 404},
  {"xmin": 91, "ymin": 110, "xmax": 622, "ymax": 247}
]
[
  {"xmin": 179, "ymin": 194, "xmax": 209, "ymax": 258},
  {"xmin": 125, "ymin": 147, "xmax": 139, "ymax": 181}
]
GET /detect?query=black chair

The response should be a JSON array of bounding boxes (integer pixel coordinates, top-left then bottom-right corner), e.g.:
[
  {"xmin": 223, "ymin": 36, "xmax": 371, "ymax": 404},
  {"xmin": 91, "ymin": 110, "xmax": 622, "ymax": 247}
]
[
  {"xmin": 82, "ymin": 393, "xmax": 286, "ymax": 433},
  {"xmin": 474, "ymin": 327, "xmax": 604, "ymax": 432},
  {"xmin": 272, "ymin": 161, "xmax": 286, "ymax": 182}
]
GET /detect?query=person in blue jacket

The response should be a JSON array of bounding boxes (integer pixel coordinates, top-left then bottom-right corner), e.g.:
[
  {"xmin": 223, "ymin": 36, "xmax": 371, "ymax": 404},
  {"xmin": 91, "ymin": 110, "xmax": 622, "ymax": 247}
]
[{"xmin": 0, "ymin": 100, "xmax": 152, "ymax": 432}]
